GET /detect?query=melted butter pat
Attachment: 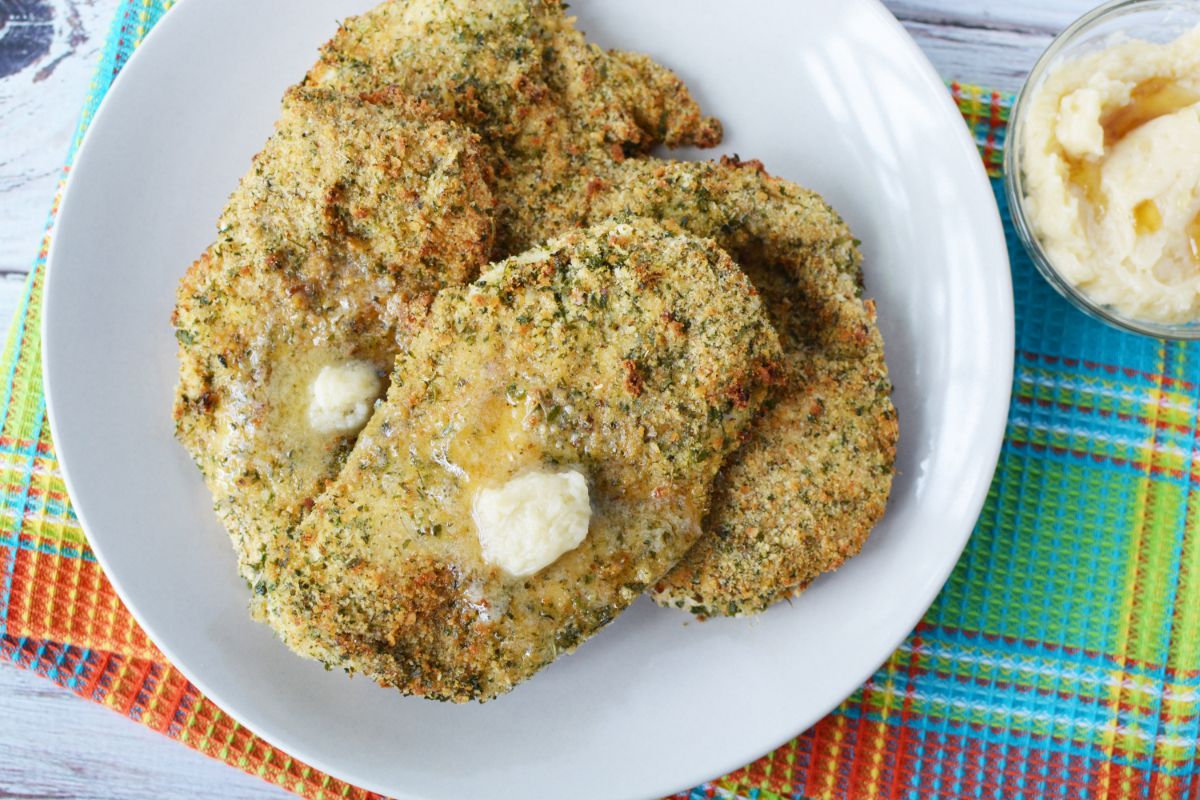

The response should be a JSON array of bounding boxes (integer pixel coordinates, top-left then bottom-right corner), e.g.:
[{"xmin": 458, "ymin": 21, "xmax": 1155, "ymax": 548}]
[
  {"xmin": 1067, "ymin": 157, "xmax": 1106, "ymax": 213},
  {"xmin": 1102, "ymin": 77, "xmax": 1200, "ymax": 145},
  {"xmin": 472, "ymin": 470, "xmax": 591, "ymax": 577},
  {"xmin": 1134, "ymin": 199, "xmax": 1164, "ymax": 235},
  {"xmin": 308, "ymin": 361, "xmax": 383, "ymax": 434},
  {"xmin": 1066, "ymin": 79, "xmax": 1200, "ymax": 216},
  {"xmin": 425, "ymin": 381, "xmax": 592, "ymax": 577}
]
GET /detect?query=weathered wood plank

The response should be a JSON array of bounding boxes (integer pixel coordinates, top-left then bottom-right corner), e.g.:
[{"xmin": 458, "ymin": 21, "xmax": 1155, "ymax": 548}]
[
  {"xmin": 0, "ymin": 662, "xmax": 293, "ymax": 799},
  {"xmin": 0, "ymin": 0, "xmax": 122, "ymax": 276},
  {"xmin": 898, "ymin": 19, "xmax": 1054, "ymax": 92},
  {"xmin": 886, "ymin": 0, "xmax": 1094, "ymax": 34},
  {"xmin": 884, "ymin": 0, "xmax": 1095, "ymax": 91}
]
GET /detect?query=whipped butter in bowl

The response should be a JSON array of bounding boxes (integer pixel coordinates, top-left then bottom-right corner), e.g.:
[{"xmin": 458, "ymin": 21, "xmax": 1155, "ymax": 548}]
[{"xmin": 1007, "ymin": 0, "xmax": 1200, "ymax": 338}]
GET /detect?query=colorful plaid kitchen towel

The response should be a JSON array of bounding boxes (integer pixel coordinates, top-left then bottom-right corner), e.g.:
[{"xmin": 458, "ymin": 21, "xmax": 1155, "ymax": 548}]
[{"xmin": 5, "ymin": 3, "xmax": 1200, "ymax": 799}]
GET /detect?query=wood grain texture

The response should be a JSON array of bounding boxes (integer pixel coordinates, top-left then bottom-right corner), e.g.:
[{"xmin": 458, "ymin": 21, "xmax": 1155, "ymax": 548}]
[
  {"xmin": 0, "ymin": 1, "xmax": 1084, "ymax": 798},
  {"xmin": 0, "ymin": 0, "xmax": 120, "ymax": 278},
  {"xmin": 0, "ymin": 662, "xmax": 292, "ymax": 799},
  {"xmin": 891, "ymin": 0, "xmax": 1096, "ymax": 90}
]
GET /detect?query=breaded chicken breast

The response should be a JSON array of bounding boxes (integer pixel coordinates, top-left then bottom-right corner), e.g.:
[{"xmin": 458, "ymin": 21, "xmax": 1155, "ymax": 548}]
[
  {"xmin": 180, "ymin": 0, "xmax": 895, "ymax": 677},
  {"xmin": 173, "ymin": 87, "xmax": 495, "ymax": 600},
  {"xmin": 262, "ymin": 219, "xmax": 781, "ymax": 701},
  {"xmin": 510, "ymin": 156, "xmax": 898, "ymax": 615},
  {"xmin": 305, "ymin": 0, "xmax": 721, "ymax": 256},
  {"xmin": 659, "ymin": 253, "xmax": 896, "ymax": 615},
  {"xmin": 307, "ymin": 3, "xmax": 896, "ymax": 610}
]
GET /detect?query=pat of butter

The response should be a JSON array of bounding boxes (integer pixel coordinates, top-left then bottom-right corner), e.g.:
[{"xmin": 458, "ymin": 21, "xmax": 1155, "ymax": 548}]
[
  {"xmin": 308, "ymin": 361, "xmax": 383, "ymax": 434},
  {"xmin": 473, "ymin": 470, "xmax": 591, "ymax": 577}
]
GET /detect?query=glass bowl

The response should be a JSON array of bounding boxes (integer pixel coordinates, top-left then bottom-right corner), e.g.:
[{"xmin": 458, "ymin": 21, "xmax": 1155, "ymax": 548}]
[{"xmin": 1004, "ymin": 0, "xmax": 1200, "ymax": 340}]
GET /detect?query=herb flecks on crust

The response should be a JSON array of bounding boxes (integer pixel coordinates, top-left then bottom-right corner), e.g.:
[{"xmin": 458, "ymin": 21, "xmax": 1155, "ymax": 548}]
[
  {"xmin": 265, "ymin": 219, "xmax": 781, "ymax": 701},
  {"xmin": 172, "ymin": 87, "xmax": 496, "ymax": 605}
]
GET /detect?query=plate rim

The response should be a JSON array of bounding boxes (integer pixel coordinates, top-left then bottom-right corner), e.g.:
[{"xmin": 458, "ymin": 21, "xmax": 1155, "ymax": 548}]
[
  {"xmin": 41, "ymin": 0, "xmax": 1015, "ymax": 797},
  {"xmin": 672, "ymin": 2, "xmax": 1015, "ymax": 790}
]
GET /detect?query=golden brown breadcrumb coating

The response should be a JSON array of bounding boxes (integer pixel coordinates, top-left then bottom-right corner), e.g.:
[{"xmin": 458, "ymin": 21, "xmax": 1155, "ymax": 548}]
[
  {"xmin": 264, "ymin": 219, "xmax": 781, "ymax": 701},
  {"xmin": 173, "ymin": 87, "xmax": 495, "ymax": 600},
  {"xmin": 658, "ymin": 245, "xmax": 896, "ymax": 615},
  {"xmin": 498, "ymin": 155, "xmax": 898, "ymax": 615},
  {"xmin": 177, "ymin": 0, "xmax": 898, "ymax": 697},
  {"xmin": 306, "ymin": 0, "xmax": 721, "ymax": 256},
  {"xmin": 307, "ymin": 4, "xmax": 896, "ymax": 610}
]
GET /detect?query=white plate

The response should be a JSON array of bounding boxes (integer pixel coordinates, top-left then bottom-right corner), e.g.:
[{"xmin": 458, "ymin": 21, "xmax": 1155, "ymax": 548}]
[{"xmin": 42, "ymin": 1, "xmax": 1012, "ymax": 798}]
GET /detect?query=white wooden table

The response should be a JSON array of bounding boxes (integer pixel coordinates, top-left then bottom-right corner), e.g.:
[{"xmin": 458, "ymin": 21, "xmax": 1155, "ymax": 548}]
[{"xmin": 0, "ymin": 1, "xmax": 1095, "ymax": 797}]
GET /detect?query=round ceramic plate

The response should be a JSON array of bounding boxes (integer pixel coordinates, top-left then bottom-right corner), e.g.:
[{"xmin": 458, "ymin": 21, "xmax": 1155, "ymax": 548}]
[{"xmin": 42, "ymin": 1, "xmax": 1013, "ymax": 798}]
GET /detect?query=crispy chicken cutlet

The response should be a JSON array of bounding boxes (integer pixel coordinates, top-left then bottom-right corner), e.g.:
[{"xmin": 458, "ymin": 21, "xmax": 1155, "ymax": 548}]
[
  {"xmin": 262, "ymin": 219, "xmax": 782, "ymax": 700},
  {"xmin": 173, "ymin": 87, "xmax": 495, "ymax": 602},
  {"xmin": 179, "ymin": 0, "xmax": 897, "ymax": 690},
  {"xmin": 508, "ymin": 156, "xmax": 898, "ymax": 615},
  {"xmin": 305, "ymin": 0, "xmax": 722, "ymax": 256},
  {"xmin": 305, "ymin": 3, "xmax": 896, "ymax": 610}
]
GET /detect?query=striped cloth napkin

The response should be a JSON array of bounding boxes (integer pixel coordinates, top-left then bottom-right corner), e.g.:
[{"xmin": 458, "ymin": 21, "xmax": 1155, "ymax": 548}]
[{"xmin": 5, "ymin": 2, "xmax": 1200, "ymax": 798}]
